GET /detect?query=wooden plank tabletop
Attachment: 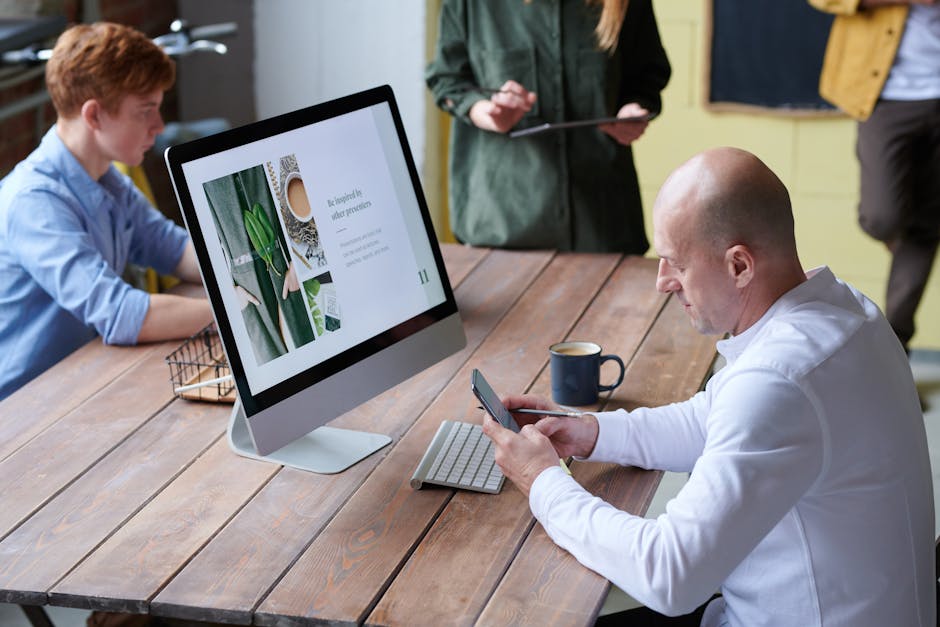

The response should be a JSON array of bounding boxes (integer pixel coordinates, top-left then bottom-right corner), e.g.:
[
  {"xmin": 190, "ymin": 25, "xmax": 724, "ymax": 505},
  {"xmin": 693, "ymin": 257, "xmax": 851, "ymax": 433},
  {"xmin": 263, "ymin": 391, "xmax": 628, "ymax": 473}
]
[{"xmin": 0, "ymin": 245, "xmax": 717, "ymax": 626}]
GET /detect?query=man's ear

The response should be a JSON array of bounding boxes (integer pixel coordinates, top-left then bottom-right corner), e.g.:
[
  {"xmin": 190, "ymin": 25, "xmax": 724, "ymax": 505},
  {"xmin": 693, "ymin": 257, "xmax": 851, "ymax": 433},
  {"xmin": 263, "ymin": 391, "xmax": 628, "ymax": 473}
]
[
  {"xmin": 80, "ymin": 99, "xmax": 103, "ymax": 131},
  {"xmin": 726, "ymin": 244, "xmax": 754, "ymax": 288}
]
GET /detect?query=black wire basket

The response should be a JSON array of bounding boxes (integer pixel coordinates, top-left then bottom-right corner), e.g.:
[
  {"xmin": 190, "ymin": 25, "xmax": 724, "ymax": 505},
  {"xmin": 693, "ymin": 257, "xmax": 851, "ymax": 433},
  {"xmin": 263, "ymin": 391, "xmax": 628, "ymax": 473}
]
[{"xmin": 165, "ymin": 323, "xmax": 236, "ymax": 403}]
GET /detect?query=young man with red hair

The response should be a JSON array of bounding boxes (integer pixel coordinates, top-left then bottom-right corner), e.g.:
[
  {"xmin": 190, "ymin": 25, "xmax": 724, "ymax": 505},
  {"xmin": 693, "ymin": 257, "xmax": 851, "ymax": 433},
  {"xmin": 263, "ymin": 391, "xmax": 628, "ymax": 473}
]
[{"xmin": 0, "ymin": 22, "xmax": 212, "ymax": 401}]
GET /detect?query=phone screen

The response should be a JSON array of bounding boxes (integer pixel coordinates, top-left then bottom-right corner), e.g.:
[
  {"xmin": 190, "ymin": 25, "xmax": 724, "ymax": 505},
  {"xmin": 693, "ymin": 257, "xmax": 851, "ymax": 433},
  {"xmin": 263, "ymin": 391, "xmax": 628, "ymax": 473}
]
[{"xmin": 471, "ymin": 369, "xmax": 521, "ymax": 433}]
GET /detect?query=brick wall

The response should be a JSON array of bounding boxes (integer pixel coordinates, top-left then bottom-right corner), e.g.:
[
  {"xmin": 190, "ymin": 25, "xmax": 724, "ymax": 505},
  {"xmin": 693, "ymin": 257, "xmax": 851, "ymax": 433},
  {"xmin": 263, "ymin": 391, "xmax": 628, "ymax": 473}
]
[
  {"xmin": 0, "ymin": 0, "xmax": 180, "ymax": 176},
  {"xmin": 99, "ymin": 0, "xmax": 178, "ymax": 35},
  {"xmin": 0, "ymin": 70, "xmax": 55, "ymax": 175}
]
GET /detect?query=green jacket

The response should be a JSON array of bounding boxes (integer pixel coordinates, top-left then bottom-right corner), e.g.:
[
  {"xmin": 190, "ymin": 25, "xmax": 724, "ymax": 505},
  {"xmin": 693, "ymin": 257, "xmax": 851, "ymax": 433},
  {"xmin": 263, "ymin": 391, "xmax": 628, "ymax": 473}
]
[{"xmin": 426, "ymin": 0, "xmax": 670, "ymax": 253}]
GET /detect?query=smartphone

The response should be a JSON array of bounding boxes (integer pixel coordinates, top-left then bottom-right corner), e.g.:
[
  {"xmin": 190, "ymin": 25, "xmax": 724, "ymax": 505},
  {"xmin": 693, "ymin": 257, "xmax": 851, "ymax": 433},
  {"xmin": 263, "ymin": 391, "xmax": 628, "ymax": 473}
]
[{"xmin": 471, "ymin": 369, "xmax": 520, "ymax": 433}]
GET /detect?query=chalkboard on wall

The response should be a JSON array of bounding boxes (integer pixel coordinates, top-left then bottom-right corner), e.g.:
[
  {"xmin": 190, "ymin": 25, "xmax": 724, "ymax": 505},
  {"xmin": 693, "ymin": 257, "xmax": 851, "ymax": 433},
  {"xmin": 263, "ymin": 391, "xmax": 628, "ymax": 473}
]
[{"xmin": 708, "ymin": 0, "xmax": 837, "ymax": 114}]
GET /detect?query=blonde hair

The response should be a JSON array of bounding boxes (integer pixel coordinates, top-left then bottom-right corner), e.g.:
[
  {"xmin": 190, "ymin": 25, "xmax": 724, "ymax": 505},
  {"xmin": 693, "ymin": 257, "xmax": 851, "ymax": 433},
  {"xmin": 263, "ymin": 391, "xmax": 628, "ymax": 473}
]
[
  {"xmin": 525, "ymin": 0, "xmax": 630, "ymax": 53},
  {"xmin": 590, "ymin": 0, "xmax": 629, "ymax": 53},
  {"xmin": 46, "ymin": 22, "xmax": 175, "ymax": 118}
]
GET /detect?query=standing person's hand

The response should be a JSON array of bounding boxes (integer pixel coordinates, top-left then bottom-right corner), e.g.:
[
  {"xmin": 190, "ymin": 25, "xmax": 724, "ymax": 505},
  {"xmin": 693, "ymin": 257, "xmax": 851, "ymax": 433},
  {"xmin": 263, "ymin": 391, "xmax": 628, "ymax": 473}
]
[
  {"xmin": 468, "ymin": 80, "xmax": 537, "ymax": 134},
  {"xmin": 599, "ymin": 102, "xmax": 652, "ymax": 146}
]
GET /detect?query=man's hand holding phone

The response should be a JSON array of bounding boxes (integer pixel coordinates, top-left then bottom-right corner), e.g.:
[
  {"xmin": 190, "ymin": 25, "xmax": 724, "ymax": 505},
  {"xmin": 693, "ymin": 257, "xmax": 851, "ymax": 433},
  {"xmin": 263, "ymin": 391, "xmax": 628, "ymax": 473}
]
[
  {"xmin": 473, "ymin": 369, "xmax": 602, "ymax": 495},
  {"xmin": 500, "ymin": 393, "xmax": 600, "ymax": 460},
  {"xmin": 482, "ymin": 416, "xmax": 563, "ymax": 497}
]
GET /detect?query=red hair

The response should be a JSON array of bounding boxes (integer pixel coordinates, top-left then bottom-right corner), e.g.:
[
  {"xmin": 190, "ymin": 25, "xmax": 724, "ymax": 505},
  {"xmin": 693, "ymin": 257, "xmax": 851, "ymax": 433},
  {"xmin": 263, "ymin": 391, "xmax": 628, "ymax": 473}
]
[{"xmin": 46, "ymin": 22, "xmax": 175, "ymax": 118}]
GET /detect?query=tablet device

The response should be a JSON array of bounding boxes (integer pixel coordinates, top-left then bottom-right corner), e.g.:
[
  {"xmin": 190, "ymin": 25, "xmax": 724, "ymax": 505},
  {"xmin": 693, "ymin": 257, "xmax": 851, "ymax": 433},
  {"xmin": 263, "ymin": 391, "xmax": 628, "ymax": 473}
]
[{"xmin": 508, "ymin": 112, "xmax": 656, "ymax": 138}]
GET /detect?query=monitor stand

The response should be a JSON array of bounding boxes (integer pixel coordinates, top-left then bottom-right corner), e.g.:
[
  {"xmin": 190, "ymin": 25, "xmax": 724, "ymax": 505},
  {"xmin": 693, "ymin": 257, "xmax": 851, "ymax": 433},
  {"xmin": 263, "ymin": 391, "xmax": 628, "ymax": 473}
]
[{"xmin": 227, "ymin": 400, "xmax": 392, "ymax": 474}]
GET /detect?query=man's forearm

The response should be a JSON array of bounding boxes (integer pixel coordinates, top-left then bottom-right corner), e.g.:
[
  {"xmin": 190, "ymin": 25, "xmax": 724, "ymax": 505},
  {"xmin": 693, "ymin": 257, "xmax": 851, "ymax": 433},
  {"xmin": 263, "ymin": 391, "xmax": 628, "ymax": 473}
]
[
  {"xmin": 136, "ymin": 293, "xmax": 213, "ymax": 343},
  {"xmin": 173, "ymin": 242, "xmax": 204, "ymax": 284}
]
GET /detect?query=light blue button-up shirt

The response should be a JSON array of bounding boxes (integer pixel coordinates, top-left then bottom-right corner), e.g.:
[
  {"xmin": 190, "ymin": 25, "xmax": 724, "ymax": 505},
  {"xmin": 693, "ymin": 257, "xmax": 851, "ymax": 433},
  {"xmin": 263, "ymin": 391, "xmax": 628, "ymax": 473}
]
[{"xmin": 0, "ymin": 127, "xmax": 188, "ymax": 400}]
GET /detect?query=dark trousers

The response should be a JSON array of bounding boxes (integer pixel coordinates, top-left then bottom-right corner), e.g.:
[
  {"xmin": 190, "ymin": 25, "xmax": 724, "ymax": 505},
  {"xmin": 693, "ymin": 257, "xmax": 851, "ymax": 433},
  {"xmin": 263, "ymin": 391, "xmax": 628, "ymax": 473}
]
[
  {"xmin": 595, "ymin": 596, "xmax": 717, "ymax": 627},
  {"xmin": 856, "ymin": 98, "xmax": 940, "ymax": 349},
  {"xmin": 595, "ymin": 607, "xmax": 706, "ymax": 627}
]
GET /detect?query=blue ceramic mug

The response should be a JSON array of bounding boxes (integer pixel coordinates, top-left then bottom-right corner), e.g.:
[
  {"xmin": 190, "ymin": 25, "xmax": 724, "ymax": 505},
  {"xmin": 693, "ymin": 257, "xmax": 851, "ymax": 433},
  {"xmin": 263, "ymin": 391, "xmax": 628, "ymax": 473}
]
[{"xmin": 550, "ymin": 341, "xmax": 625, "ymax": 406}]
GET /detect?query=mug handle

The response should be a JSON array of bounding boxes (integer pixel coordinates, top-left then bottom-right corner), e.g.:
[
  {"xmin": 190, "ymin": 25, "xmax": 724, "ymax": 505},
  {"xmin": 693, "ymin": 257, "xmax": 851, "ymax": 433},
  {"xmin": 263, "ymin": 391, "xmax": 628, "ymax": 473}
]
[{"xmin": 598, "ymin": 354, "xmax": 625, "ymax": 392}]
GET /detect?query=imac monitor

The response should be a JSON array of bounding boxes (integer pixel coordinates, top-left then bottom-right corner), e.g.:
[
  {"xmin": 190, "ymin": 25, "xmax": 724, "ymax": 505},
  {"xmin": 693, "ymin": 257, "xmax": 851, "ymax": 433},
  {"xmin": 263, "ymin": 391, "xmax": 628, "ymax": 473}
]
[{"xmin": 165, "ymin": 85, "xmax": 466, "ymax": 473}]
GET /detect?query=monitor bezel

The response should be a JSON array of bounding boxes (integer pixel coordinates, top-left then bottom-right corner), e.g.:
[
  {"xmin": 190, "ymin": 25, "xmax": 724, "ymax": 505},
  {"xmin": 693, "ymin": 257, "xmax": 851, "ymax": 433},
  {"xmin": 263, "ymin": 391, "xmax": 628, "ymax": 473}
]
[{"xmin": 165, "ymin": 84, "xmax": 459, "ymax": 422}]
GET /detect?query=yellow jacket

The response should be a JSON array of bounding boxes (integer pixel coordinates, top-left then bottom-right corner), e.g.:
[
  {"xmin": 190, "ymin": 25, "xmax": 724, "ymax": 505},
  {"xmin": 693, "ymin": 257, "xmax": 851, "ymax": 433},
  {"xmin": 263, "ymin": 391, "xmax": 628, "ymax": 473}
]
[{"xmin": 809, "ymin": 0, "xmax": 909, "ymax": 120}]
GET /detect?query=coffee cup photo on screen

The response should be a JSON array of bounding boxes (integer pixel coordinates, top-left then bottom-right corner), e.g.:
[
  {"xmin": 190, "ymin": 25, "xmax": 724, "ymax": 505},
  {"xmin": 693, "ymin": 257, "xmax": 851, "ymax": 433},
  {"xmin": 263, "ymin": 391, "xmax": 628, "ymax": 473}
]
[
  {"xmin": 267, "ymin": 153, "xmax": 327, "ymax": 268},
  {"xmin": 203, "ymin": 163, "xmax": 320, "ymax": 364}
]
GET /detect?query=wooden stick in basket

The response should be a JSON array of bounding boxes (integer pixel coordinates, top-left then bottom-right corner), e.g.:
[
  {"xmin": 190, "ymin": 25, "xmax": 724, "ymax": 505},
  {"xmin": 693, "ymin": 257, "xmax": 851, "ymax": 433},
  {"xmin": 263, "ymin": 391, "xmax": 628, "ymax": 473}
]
[{"xmin": 174, "ymin": 374, "xmax": 234, "ymax": 394}]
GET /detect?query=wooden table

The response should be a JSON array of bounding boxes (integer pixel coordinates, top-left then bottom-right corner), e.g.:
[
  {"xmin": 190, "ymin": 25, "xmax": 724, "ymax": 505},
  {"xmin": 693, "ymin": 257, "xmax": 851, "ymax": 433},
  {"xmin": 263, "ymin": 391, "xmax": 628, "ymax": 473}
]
[{"xmin": 0, "ymin": 245, "xmax": 717, "ymax": 626}]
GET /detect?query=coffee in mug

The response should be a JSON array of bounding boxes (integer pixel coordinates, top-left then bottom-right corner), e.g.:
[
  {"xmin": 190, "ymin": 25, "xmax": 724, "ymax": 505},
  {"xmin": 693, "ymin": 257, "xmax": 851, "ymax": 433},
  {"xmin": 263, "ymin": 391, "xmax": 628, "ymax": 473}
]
[
  {"xmin": 549, "ymin": 341, "xmax": 625, "ymax": 406},
  {"xmin": 553, "ymin": 345, "xmax": 596, "ymax": 357}
]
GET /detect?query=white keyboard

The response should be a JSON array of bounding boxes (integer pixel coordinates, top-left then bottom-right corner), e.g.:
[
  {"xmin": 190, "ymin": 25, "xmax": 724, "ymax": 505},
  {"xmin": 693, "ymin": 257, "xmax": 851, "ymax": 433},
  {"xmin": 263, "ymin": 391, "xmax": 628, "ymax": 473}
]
[{"xmin": 410, "ymin": 420, "xmax": 505, "ymax": 494}]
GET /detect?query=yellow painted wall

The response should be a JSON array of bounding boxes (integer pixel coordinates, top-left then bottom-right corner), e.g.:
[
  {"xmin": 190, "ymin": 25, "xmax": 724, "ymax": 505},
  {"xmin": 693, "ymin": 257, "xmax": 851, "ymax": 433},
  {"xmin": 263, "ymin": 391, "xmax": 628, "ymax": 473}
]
[
  {"xmin": 639, "ymin": 0, "xmax": 939, "ymax": 349},
  {"xmin": 424, "ymin": 0, "xmax": 940, "ymax": 348}
]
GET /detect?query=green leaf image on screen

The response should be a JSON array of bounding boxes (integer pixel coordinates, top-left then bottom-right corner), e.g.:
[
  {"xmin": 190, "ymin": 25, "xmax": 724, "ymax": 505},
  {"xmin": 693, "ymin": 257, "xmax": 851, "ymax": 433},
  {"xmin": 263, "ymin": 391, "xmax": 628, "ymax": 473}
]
[
  {"xmin": 304, "ymin": 279, "xmax": 325, "ymax": 335},
  {"xmin": 203, "ymin": 165, "xmax": 316, "ymax": 363},
  {"xmin": 244, "ymin": 202, "xmax": 281, "ymax": 276},
  {"xmin": 303, "ymin": 277, "xmax": 342, "ymax": 334}
]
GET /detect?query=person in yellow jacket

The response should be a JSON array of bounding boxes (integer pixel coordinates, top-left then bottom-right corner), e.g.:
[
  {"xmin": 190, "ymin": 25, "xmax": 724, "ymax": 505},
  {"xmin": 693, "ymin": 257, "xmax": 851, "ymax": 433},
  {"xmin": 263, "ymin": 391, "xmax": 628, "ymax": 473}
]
[{"xmin": 810, "ymin": 0, "xmax": 940, "ymax": 352}]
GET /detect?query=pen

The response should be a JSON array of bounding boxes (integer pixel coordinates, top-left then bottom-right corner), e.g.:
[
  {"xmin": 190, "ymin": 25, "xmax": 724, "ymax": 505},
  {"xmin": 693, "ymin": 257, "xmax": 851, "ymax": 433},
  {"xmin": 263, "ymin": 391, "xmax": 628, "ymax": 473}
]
[
  {"xmin": 476, "ymin": 406, "xmax": 582, "ymax": 417},
  {"xmin": 174, "ymin": 374, "xmax": 234, "ymax": 394},
  {"xmin": 514, "ymin": 408, "xmax": 583, "ymax": 418}
]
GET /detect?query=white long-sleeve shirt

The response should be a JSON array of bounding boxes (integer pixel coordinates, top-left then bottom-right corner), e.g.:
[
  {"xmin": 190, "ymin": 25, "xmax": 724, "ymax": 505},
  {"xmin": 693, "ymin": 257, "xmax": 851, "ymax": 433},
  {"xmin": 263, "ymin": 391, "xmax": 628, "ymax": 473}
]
[{"xmin": 529, "ymin": 267, "xmax": 935, "ymax": 627}]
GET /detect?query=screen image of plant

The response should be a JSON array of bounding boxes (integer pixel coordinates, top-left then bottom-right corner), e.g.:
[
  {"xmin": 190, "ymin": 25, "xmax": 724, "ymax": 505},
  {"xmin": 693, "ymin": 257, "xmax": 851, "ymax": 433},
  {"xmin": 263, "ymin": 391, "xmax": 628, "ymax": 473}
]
[{"xmin": 244, "ymin": 202, "xmax": 280, "ymax": 276}]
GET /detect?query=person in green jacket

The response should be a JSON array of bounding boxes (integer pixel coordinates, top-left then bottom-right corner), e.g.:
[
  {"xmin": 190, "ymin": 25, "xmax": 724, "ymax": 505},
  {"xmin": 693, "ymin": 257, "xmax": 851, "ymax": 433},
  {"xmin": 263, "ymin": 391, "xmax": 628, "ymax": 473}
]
[{"xmin": 426, "ymin": 0, "xmax": 671, "ymax": 253}]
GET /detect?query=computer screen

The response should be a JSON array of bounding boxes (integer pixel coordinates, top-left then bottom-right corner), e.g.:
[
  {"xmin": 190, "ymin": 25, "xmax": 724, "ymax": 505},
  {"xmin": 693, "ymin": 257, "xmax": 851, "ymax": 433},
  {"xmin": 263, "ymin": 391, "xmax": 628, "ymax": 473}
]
[{"xmin": 165, "ymin": 85, "xmax": 465, "ymax": 473}]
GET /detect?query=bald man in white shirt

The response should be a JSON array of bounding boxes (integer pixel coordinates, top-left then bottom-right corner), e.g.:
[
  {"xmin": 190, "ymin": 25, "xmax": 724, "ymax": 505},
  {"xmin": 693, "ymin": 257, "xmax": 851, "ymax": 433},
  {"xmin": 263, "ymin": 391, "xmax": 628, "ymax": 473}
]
[{"xmin": 484, "ymin": 147, "xmax": 935, "ymax": 627}]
